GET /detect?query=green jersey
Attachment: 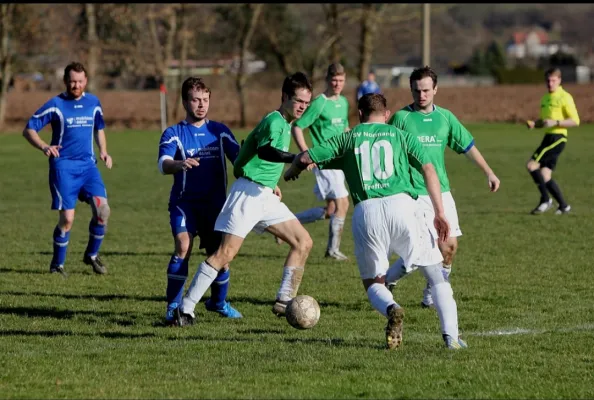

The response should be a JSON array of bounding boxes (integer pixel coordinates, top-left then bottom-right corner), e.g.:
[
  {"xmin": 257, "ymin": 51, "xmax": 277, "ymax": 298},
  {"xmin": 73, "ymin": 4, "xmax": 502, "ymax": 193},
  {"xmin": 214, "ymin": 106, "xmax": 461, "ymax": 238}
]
[
  {"xmin": 294, "ymin": 94, "xmax": 349, "ymax": 146},
  {"xmin": 308, "ymin": 122, "xmax": 429, "ymax": 206},
  {"xmin": 388, "ymin": 104, "xmax": 474, "ymax": 195},
  {"xmin": 233, "ymin": 111, "xmax": 291, "ymax": 189}
]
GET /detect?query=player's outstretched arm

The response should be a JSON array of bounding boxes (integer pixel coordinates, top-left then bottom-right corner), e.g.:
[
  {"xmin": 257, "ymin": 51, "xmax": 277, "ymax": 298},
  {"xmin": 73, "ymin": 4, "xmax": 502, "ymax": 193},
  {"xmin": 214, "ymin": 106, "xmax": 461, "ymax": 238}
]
[
  {"xmin": 291, "ymin": 125, "xmax": 310, "ymax": 152},
  {"xmin": 284, "ymin": 151, "xmax": 313, "ymax": 181},
  {"xmin": 464, "ymin": 146, "xmax": 500, "ymax": 192},
  {"xmin": 94, "ymin": 129, "xmax": 113, "ymax": 169},
  {"xmin": 421, "ymin": 162, "xmax": 450, "ymax": 242},
  {"xmin": 23, "ymin": 128, "xmax": 61, "ymax": 158},
  {"xmin": 160, "ymin": 158, "xmax": 200, "ymax": 175}
]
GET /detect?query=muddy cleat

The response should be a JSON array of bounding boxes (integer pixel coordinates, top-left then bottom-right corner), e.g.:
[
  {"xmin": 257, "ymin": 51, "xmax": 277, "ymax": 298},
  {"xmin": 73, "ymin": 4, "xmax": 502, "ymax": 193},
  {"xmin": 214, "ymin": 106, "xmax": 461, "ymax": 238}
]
[
  {"xmin": 443, "ymin": 334, "xmax": 468, "ymax": 349},
  {"xmin": 555, "ymin": 205, "xmax": 571, "ymax": 215},
  {"xmin": 205, "ymin": 299, "xmax": 243, "ymax": 319},
  {"xmin": 385, "ymin": 305, "xmax": 405, "ymax": 350},
  {"xmin": 530, "ymin": 199, "xmax": 553, "ymax": 215},
  {"xmin": 49, "ymin": 264, "xmax": 68, "ymax": 278},
  {"xmin": 174, "ymin": 307, "xmax": 195, "ymax": 327},
  {"xmin": 272, "ymin": 299, "xmax": 290, "ymax": 317},
  {"xmin": 325, "ymin": 249, "xmax": 349, "ymax": 261},
  {"xmin": 83, "ymin": 254, "xmax": 107, "ymax": 274}
]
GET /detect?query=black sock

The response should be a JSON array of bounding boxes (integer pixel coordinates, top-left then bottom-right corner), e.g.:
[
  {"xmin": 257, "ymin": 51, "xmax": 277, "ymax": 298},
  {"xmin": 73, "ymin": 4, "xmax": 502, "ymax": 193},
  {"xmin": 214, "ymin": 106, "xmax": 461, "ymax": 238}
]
[
  {"xmin": 546, "ymin": 179, "xmax": 567, "ymax": 209},
  {"xmin": 529, "ymin": 170, "xmax": 550, "ymax": 203}
]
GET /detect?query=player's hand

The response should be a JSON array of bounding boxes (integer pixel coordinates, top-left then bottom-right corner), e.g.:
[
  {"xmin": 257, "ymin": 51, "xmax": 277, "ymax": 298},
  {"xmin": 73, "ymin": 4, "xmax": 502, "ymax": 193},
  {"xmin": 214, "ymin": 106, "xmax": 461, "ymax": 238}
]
[
  {"xmin": 306, "ymin": 163, "xmax": 317, "ymax": 171},
  {"xmin": 487, "ymin": 172, "xmax": 500, "ymax": 192},
  {"xmin": 273, "ymin": 186, "xmax": 282, "ymax": 200},
  {"xmin": 433, "ymin": 213, "xmax": 450, "ymax": 244},
  {"xmin": 181, "ymin": 157, "xmax": 200, "ymax": 171},
  {"xmin": 42, "ymin": 145, "xmax": 61, "ymax": 158},
  {"xmin": 526, "ymin": 120, "xmax": 535, "ymax": 129},
  {"xmin": 284, "ymin": 164, "xmax": 302, "ymax": 181},
  {"xmin": 100, "ymin": 152, "xmax": 113, "ymax": 169}
]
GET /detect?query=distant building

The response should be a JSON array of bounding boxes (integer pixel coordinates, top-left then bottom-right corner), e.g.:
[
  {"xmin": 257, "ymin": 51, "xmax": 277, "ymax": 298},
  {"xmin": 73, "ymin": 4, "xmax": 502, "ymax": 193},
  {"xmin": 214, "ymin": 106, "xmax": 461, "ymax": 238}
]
[{"xmin": 506, "ymin": 26, "xmax": 575, "ymax": 59}]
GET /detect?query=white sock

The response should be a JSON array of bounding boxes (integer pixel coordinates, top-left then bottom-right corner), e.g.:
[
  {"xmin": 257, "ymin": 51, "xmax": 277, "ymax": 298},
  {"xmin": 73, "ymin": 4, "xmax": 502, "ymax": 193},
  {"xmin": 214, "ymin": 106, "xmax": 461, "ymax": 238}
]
[
  {"xmin": 432, "ymin": 282, "xmax": 459, "ymax": 341},
  {"xmin": 276, "ymin": 266, "xmax": 304, "ymax": 302},
  {"xmin": 423, "ymin": 264, "xmax": 452, "ymax": 305},
  {"xmin": 366, "ymin": 283, "xmax": 397, "ymax": 317},
  {"xmin": 327, "ymin": 215, "xmax": 345, "ymax": 253},
  {"xmin": 181, "ymin": 261, "xmax": 219, "ymax": 318},
  {"xmin": 295, "ymin": 207, "xmax": 326, "ymax": 224},
  {"xmin": 386, "ymin": 258, "xmax": 408, "ymax": 284}
]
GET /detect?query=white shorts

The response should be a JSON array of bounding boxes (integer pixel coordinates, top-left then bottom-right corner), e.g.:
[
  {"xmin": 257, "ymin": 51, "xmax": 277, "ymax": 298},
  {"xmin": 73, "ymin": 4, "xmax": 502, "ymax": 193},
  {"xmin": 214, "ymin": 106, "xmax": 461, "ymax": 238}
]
[
  {"xmin": 417, "ymin": 191, "xmax": 462, "ymax": 238},
  {"xmin": 351, "ymin": 193, "xmax": 443, "ymax": 280},
  {"xmin": 313, "ymin": 168, "xmax": 349, "ymax": 201},
  {"xmin": 214, "ymin": 178, "xmax": 296, "ymax": 238}
]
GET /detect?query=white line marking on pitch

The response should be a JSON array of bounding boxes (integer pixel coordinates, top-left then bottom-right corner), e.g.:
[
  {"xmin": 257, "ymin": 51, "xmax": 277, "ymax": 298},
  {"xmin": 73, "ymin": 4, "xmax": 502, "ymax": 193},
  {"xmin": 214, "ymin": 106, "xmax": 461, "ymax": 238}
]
[{"xmin": 469, "ymin": 324, "xmax": 594, "ymax": 337}]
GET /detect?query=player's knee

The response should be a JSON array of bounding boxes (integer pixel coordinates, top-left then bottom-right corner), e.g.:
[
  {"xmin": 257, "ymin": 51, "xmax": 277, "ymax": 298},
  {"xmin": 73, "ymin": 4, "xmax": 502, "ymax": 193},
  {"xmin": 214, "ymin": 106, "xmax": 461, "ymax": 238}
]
[
  {"xmin": 59, "ymin": 212, "xmax": 75, "ymax": 231},
  {"xmin": 292, "ymin": 231, "xmax": 313, "ymax": 255},
  {"xmin": 174, "ymin": 236, "xmax": 192, "ymax": 258},
  {"xmin": 441, "ymin": 245, "xmax": 456, "ymax": 266},
  {"xmin": 526, "ymin": 160, "xmax": 539, "ymax": 171},
  {"xmin": 93, "ymin": 197, "xmax": 110, "ymax": 225}
]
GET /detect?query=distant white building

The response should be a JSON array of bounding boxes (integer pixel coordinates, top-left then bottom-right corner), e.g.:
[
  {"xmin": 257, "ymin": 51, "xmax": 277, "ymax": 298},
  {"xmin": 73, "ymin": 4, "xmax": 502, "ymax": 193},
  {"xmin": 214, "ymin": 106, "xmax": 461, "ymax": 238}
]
[{"xmin": 506, "ymin": 27, "xmax": 575, "ymax": 59}]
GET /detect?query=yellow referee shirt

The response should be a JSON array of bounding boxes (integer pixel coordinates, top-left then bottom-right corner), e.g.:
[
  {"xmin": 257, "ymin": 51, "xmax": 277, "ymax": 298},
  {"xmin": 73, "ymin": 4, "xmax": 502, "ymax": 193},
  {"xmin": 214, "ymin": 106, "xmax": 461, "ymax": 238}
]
[{"xmin": 539, "ymin": 86, "xmax": 580, "ymax": 136}]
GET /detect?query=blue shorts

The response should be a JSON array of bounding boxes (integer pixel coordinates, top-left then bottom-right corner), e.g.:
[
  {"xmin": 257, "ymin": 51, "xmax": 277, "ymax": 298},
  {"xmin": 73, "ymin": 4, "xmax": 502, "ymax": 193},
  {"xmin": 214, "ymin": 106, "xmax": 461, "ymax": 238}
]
[
  {"xmin": 49, "ymin": 164, "xmax": 107, "ymax": 210},
  {"xmin": 169, "ymin": 200, "xmax": 224, "ymax": 255}
]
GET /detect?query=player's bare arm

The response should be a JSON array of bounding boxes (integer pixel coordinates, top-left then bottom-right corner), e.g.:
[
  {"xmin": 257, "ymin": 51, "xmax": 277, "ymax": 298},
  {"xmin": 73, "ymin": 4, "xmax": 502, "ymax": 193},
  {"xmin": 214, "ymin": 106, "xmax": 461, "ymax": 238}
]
[
  {"xmin": 94, "ymin": 129, "xmax": 113, "ymax": 169},
  {"xmin": 421, "ymin": 162, "xmax": 450, "ymax": 242},
  {"xmin": 291, "ymin": 125, "xmax": 310, "ymax": 152},
  {"xmin": 23, "ymin": 128, "xmax": 61, "ymax": 157},
  {"xmin": 284, "ymin": 150, "xmax": 314, "ymax": 181},
  {"xmin": 527, "ymin": 118, "xmax": 578, "ymax": 129},
  {"xmin": 464, "ymin": 146, "xmax": 500, "ymax": 192},
  {"xmin": 161, "ymin": 158, "xmax": 200, "ymax": 174}
]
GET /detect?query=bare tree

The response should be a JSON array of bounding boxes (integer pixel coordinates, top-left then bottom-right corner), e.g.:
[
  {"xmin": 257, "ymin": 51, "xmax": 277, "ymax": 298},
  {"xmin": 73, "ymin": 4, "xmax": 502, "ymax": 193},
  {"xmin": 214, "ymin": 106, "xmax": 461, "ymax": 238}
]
[
  {"xmin": 0, "ymin": 4, "xmax": 16, "ymax": 128},
  {"xmin": 324, "ymin": 4, "xmax": 342, "ymax": 63},
  {"xmin": 148, "ymin": 4, "xmax": 179, "ymax": 121},
  {"xmin": 173, "ymin": 3, "xmax": 190, "ymax": 121},
  {"xmin": 357, "ymin": 4, "xmax": 386, "ymax": 83},
  {"xmin": 235, "ymin": 4, "xmax": 263, "ymax": 128},
  {"xmin": 85, "ymin": 3, "xmax": 99, "ymax": 92}
]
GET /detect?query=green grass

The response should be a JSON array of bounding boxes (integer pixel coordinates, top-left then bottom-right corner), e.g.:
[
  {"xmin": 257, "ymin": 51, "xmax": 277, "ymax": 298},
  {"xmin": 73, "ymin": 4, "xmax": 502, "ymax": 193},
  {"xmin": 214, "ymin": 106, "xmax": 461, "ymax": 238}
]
[{"xmin": 1, "ymin": 123, "xmax": 594, "ymax": 399}]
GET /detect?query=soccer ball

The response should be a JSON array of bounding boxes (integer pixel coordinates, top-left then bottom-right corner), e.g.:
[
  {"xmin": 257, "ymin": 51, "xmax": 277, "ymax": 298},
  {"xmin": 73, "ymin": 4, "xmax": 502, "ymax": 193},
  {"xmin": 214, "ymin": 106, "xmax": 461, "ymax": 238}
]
[{"xmin": 285, "ymin": 295, "xmax": 320, "ymax": 330}]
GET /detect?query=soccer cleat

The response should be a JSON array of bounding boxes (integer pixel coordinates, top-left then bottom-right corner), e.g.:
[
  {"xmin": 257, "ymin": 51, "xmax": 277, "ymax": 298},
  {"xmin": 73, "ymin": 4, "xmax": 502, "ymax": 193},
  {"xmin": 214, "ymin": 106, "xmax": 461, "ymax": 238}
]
[
  {"xmin": 272, "ymin": 299, "xmax": 290, "ymax": 317},
  {"xmin": 49, "ymin": 264, "xmax": 68, "ymax": 277},
  {"xmin": 420, "ymin": 301, "xmax": 435, "ymax": 309},
  {"xmin": 205, "ymin": 299, "xmax": 243, "ymax": 319},
  {"xmin": 386, "ymin": 282, "xmax": 397, "ymax": 293},
  {"xmin": 164, "ymin": 303, "xmax": 179, "ymax": 326},
  {"xmin": 325, "ymin": 249, "xmax": 349, "ymax": 261},
  {"xmin": 83, "ymin": 254, "xmax": 107, "ymax": 274},
  {"xmin": 385, "ymin": 304, "xmax": 405, "ymax": 350},
  {"xmin": 555, "ymin": 205, "xmax": 571, "ymax": 215},
  {"xmin": 173, "ymin": 307, "xmax": 195, "ymax": 327},
  {"xmin": 530, "ymin": 199, "xmax": 553, "ymax": 215},
  {"xmin": 443, "ymin": 334, "xmax": 468, "ymax": 349}
]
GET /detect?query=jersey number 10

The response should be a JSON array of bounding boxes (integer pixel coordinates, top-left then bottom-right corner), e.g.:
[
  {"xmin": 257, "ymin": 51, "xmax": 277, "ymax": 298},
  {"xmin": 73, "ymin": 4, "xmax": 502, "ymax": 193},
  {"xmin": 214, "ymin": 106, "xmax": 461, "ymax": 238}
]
[{"xmin": 354, "ymin": 140, "xmax": 394, "ymax": 181}]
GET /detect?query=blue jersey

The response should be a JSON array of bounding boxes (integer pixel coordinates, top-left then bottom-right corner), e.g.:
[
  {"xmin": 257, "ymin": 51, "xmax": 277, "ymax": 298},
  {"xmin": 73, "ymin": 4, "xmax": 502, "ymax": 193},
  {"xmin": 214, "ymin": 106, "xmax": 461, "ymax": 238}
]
[
  {"xmin": 357, "ymin": 80, "xmax": 381, "ymax": 100},
  {"xmin": 26, "ymin": 92, "xmax": 105, "ymax": 167},
  {"xmin": 158, "ymin": 120, "xmax": 240, "ymax": 204}
]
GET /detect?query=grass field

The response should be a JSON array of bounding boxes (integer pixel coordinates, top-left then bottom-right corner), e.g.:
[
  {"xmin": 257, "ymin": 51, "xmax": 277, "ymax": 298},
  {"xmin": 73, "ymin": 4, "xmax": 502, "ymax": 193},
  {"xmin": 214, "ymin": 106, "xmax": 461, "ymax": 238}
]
[{"xmin": 1, "ymin": 123, "xmax": 594, "ymax": 399}]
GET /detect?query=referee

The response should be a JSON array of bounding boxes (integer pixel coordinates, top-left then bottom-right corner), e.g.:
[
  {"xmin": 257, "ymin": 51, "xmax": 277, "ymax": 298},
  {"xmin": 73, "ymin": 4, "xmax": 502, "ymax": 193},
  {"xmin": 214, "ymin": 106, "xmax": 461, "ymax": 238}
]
[{"xmin": 526, "ymin": 67, "xmax": 580, "ymax": 215}]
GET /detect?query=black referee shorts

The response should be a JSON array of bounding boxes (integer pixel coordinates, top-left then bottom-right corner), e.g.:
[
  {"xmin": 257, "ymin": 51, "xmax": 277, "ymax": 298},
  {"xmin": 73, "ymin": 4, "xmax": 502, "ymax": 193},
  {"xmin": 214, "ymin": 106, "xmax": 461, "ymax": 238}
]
[{"xmin": 531, "ymin": 133, "xmax": 567, "ymax": 170}]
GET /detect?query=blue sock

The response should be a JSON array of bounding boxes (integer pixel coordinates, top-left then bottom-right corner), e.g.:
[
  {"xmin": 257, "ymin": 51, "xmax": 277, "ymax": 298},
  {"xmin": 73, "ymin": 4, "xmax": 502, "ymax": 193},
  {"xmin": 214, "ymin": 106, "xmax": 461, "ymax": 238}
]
[
  {"xmin": 51, "ymin": 226, "xmax": 70, "ymax": 267},
  {"xmin": 210, "ymin": 268, "xmax": 230, "ymax": 309},
  {"xmin": 85, "ymin": 219, "xmax": 105, "ymax": 257},
  {"xmin": 166, "ymin": 255, "xmax": 188, "ymax": 310}
]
